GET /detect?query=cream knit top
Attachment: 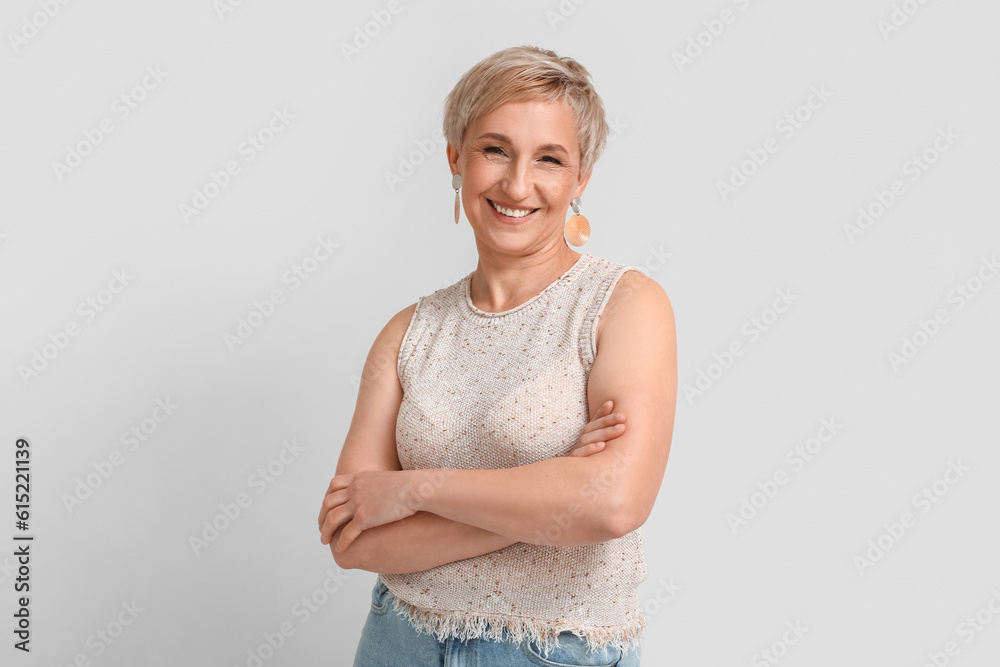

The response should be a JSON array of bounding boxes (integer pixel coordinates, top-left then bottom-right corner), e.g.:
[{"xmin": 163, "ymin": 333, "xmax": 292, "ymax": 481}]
[{"xmin": 380, "ymin": 253, "xmax": 650, "ymax": 656}]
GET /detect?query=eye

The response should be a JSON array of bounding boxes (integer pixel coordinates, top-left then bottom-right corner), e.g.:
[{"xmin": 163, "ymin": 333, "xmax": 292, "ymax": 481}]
[
  {"xmin": 484, "ymin": 146, "xmax": 506, "ymax": 156},
  {"xmin": 540, "ymin": 155, "xmax": 562, "ymax": 165}
]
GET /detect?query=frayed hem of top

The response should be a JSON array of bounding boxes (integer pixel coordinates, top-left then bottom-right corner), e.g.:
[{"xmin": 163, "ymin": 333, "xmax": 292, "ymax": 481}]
[{"xmin": 383, "ymin": 585, "xmax": 645, "ymax": 659}]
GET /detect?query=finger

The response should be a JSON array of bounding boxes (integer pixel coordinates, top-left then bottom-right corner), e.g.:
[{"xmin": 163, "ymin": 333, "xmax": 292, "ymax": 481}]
[
  {"xmin": 580, "ymin": 410, "xmax": 626, "ymax": 436},
  {"xmin": 321, "ymin": 516, "xmax": 347, "ymax": 546},
  {"xmin": 334, "ymin": 521, "xmax": 361, "ymax": 553},
  {"xmin": 320, "ymin": 503, "xmax": 351, "ymax": 544},
  {"xmin": 595, "ymin": 411, "xmax": 626, "ymax": 427},
  {"xmin": 580, "ymin": 422, "xmax": 626, "ymax": 446},
  {"xmin": 598, "ymin": 412, "xmax": 627, "ymax": 427},
  {"xmin": 567, "ymin": 440, "xmax": 600, "ymax": 457},
  {"xmin": 599, "ymin": 423, "xmax": 627, "ymax": 441},
  {"xmin": 566, "ymin": 440, "xmax": 605, "ymax": 457},
  {"xmin": 318, "ymin": 489, "xmax": 349, "ymax": 529},
  {"xmin": 325, "ymin": 473, "xmax": 351, "ymax": 496},
  {"xmin": 590, "ymin": 399, "xmax": 613, "ymax": 422}
]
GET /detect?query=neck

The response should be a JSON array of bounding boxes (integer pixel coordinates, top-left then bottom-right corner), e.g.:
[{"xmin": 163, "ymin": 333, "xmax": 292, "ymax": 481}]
[{"xmin": 469, "ymin": 243, "xmax": 582, "ymax": 313}]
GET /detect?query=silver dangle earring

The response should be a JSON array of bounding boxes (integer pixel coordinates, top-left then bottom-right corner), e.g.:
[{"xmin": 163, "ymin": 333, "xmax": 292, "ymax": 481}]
[
  {"xmin": 564, "ymin": 196, "xmax": 590, "ymax": 246},
  {"xmin": 452, "ymin": 174, "xmax": 462, "ymax": 224}
]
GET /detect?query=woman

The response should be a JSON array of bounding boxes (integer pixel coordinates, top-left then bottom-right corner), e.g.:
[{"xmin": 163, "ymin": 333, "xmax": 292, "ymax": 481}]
[{"xmin": 319, "ymin": 45, "xmax": 676, "ymax": 666}]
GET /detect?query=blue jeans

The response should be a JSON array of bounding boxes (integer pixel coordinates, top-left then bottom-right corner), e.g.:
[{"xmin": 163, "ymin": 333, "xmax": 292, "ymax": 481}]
[{"xmin": 353, "ymin": 577, "xmax": 642, "ymax": 666}]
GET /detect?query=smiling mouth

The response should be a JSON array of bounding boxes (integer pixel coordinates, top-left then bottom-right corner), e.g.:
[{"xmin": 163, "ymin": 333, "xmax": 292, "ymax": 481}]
[{"xmin": 488, "ymin": 199, "xmax": 539, "ymax": 218}]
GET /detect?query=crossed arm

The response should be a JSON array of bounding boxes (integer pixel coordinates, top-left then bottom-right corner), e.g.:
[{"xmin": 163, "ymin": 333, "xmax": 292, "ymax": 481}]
[
  {"xmin": 326, "ymin": 398, "xmax": 624, "ymax": 574},
  {"xmin": 321, "ymin": 271, "xmax": 676, "ymax": 574}
]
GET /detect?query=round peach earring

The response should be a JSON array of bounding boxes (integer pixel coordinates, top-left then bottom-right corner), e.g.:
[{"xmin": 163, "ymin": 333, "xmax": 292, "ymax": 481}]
[
  {"xmin": 564, "ymin": 197, "xmax": 590, "ymax": 247},
  {"xmin": 452, "ymin": 174, "xmax": 462, "ymax": 224}
]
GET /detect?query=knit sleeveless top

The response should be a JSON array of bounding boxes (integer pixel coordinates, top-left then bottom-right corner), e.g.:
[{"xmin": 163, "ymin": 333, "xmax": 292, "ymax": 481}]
[{"xmin": 381, "ymin": 253, "xmax": 650, "ymax": 656}]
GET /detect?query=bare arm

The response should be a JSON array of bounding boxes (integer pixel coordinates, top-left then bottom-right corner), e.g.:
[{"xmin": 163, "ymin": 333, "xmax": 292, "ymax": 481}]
[
  {"xmin": 330, "ymin": 397, "xmax": 624, "ymax": 571},
  {"xmin": 330, "ymin": 401, "xmax": 625, "ymax": 573},
  {"xmin": 326, "ymin": 303, "xmax": 505, "ymax": 573},
  {"xmin": 322, "ymin": 303, "xmax": 628, "ymax": 572},
  {"xmin": 330, "ymin": 511, "xmax": 516, "ymax": 573},
  {"xmin": 411, "ymin": 271, "xmax": 677, "ymax": 545}
]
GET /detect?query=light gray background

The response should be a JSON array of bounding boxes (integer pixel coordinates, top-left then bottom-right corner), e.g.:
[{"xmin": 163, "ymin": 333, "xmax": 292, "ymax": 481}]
[{"xmin": 2, "ymin": 1, "xmax": 999, "ymax": 665}]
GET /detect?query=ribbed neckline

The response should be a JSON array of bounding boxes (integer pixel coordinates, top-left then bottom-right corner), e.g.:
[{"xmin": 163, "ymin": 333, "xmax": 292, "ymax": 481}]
[{"xmin": 462, "ymin": 253, "xmax": 592, "ymax": 318}]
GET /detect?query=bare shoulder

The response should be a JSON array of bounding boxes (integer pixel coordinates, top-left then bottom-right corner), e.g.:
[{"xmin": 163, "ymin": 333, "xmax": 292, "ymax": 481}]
[
  {"xmin": 385, "ymin": 302, "xmax": 418, "ymax": 341},
  {"xmin": 595, "ymin": 270, "xmax": 675, "ymax": 354},
  {"xmin": 364, "ymin": 302, "xmax": 418, "ymax": 380}
]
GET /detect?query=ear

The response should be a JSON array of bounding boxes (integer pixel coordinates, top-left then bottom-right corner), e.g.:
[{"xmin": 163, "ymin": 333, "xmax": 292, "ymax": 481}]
[
  {"xmin": 572, "ymin": 169, "xmax": 593, "ymax": 200},
  {"xmin": 446, "ymin": 143, "xmax": 461, "ymax": 176}
]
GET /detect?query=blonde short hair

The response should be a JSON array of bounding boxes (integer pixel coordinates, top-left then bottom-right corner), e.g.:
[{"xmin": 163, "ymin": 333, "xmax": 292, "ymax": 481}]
[{"xmin": 443, "ymin": 45, "xmax": 609, "ymax": 177}]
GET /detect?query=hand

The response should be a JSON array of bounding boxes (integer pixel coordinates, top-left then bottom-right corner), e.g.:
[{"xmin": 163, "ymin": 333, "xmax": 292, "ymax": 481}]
[
  {"xmin": 564, "ymin": 399, "xmax": 627, "ymax": 458},
  {"xmin": 318, "ymin": 469, "xmax": 422, "ymax": 553}
]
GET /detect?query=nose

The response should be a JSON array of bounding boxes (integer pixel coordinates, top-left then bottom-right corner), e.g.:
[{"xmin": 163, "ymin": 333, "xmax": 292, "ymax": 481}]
[{"xmin": 501, "ymin": 157, "xmax": 532, "ymax": 203}]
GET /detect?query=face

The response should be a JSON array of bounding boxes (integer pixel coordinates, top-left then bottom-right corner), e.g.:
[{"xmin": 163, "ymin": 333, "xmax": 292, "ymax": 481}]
[{"xmin": 447, "ymin": 97, "xmax": 590, "ymax": 253}]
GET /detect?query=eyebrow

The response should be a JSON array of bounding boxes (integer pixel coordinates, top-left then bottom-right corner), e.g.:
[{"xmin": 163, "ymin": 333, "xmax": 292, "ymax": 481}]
[{"xmin": 476, "ymin": 132, "xmax": 569, "ymax": 154}]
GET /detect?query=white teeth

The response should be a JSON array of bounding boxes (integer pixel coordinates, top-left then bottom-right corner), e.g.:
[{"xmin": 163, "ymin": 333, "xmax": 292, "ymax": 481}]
[{"xmin": 490, "ymin": 200, "xmax": 534, "ymax": 218}]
